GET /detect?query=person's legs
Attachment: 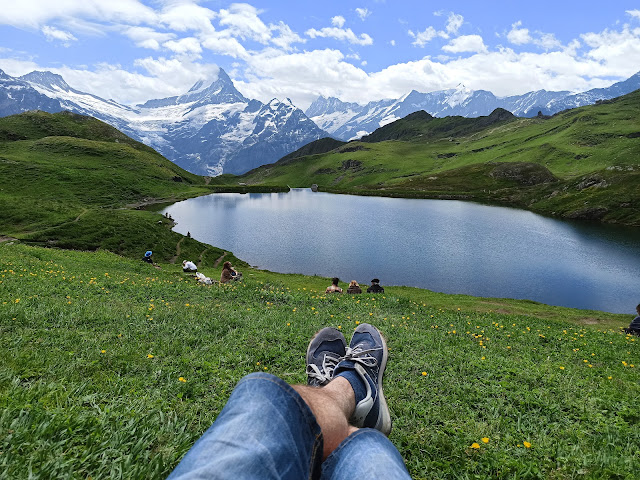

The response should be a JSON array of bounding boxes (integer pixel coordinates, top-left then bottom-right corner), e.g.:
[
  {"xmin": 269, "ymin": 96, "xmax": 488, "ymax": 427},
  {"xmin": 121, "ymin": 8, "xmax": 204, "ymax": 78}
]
[
  {"xmin": 321, "ymin": 429, "xmax": 412, "ymax": 480},
  {"xmin": 167, "ymin": 373, "xmax": 323, "ymax": 480},
  {"xmin": 293, "ymin": 376, "xmax": 355, "ymax": 459},
  {"xmin": 168, "ymin": 324, "xmax": 407, "ymax": 479}
]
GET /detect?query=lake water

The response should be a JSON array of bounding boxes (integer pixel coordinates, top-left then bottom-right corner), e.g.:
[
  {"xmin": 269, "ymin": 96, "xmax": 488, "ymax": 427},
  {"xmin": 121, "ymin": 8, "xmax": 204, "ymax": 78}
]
[{"xmin": 161, "ymin": 189, "xmax": 640, "ymax": 314}]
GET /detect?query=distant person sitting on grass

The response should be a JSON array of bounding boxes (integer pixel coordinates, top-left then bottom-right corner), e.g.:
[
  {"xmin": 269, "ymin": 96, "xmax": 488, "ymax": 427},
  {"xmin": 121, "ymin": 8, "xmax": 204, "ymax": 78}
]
[
  {"xmin": 347, "ymin": 280, "xmax": 362, "ymax": 294},
  {"xmin": 624, "ymin": 304, "xmax": 640, "ymax": 335},
  {"xmin": 182, "ymin": 260, "xmax": 197, "ymax": 272},
  {"xmin": 167, "ymin": 324, "xmax": 410, "ymax": 480},
  {"xmin": 142, "ymin": 251, "xmax": 161, "ymax": 269},
  {"xmin": 326, "ymin": 277, "xmax": 343, "ymax": 294},
  {"xmin": 220, "ymin": 261, "xmax": 242, "ymax": 284},
  {"xmin": 367, "ymin": 278, "xmax": 385, "ymax": 294}
]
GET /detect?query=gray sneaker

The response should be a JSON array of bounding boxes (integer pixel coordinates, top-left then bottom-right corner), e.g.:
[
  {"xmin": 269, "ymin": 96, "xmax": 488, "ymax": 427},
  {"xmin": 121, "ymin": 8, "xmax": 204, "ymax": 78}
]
[
  {"xmin": 306, "ymin": 327, "xmax": 347, "ymax": 387},
  {"xmin": 334, "ymin": 323, "xmax": 391, "ymax": 435}
]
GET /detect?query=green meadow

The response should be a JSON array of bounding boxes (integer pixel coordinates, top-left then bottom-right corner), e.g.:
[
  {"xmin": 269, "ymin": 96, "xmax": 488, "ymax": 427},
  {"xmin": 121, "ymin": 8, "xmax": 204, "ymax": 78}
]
[
  {"xmin": 1, "ymin": 242, "xmax": 638, "ymax": 479},
  {"xmin": 1, "ymin": 108, "xmax": 639, "ymax": 479}
]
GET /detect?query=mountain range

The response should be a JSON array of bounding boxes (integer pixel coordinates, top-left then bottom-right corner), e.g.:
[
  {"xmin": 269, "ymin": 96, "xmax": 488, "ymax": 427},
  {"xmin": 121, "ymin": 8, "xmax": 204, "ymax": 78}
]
[
  {"xmin": 306, "ymin": 72, "xmax": 640, "ymax": 141},
  {"xmin": 1, "ymin": 67, "xmax": 639, "ymax": 175},
  {"xmin": 0, "ymin": 68, "xmax": 327, "ymax": 176}
]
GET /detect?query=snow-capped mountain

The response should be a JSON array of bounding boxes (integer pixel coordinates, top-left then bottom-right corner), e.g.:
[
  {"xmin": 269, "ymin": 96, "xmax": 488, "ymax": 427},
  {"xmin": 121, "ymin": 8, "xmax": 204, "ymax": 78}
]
[
  {"xmin": 305, "ymin": 96, "xmax": 364, "ymax": 134},
  {"xmin": 0, "ymin": 68, "xmax": 328, "ymax": 175},
  {"xmin": 306, "ymin": 72, "xmax": 640, "ymax": 141},
  {"xmin": 0, "ymin": 69, "xmax": 63, "ymax": 117}
]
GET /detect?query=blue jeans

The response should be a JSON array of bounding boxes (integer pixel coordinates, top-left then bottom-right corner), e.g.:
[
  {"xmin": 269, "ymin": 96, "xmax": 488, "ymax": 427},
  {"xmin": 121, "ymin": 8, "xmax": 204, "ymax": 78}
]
[{"xmin": 167, "ymin": 373, "xmax": 411, "ymax": 480}]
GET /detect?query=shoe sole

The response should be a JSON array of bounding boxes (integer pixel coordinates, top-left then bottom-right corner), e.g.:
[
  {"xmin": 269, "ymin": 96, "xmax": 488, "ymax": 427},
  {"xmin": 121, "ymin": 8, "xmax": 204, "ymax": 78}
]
[{"xmin": 375, "ymin": 330, "xmax": 392, "ymax": 435}]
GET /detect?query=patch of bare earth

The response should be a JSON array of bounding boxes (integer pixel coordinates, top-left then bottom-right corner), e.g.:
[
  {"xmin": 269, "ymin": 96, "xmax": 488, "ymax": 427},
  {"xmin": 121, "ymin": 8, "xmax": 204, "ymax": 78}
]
[{"xmin": 578, "ymin": 317, "xmax": 600, "ymax": 325}]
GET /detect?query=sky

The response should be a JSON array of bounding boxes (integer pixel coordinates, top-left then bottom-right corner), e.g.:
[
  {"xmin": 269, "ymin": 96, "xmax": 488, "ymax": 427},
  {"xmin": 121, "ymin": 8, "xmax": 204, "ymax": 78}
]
[{"xmin": 1, "ymin": 0, "xmax": 640, "ymax": 109}]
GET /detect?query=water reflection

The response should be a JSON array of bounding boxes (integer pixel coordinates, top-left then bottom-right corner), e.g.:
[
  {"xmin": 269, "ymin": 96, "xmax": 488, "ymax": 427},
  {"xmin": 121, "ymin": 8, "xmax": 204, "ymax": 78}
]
[{"xmin": 162, "ymin": 189, "xmax": 640, "ymax": 314}]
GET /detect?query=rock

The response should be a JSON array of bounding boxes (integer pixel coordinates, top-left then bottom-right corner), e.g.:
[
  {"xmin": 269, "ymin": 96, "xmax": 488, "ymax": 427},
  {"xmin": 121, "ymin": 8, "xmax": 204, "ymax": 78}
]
[{"xmin": 565, "ymin": 206, "xmax": 609, "ymax": 221}]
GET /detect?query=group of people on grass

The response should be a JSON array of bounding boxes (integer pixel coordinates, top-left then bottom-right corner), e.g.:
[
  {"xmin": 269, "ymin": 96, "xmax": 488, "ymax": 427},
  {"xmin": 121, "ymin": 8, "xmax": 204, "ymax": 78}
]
[
  {"xmin": 326, "ymin": 277, "xmax": 385, "ymax": 295},
  {"xmin": 142, "ymin": 251, "xmax": 242, "ymax": 284},
  {"xmin": 182, "ymin": 257, "xmax": 242, "ymax": 284}
]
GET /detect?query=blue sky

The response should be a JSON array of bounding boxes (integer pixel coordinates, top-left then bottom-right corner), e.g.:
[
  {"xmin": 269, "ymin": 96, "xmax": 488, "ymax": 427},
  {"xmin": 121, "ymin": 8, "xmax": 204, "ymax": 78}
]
[{"xmin": 1, "ymin": 1, "xmax": 640, "ymax": 108}]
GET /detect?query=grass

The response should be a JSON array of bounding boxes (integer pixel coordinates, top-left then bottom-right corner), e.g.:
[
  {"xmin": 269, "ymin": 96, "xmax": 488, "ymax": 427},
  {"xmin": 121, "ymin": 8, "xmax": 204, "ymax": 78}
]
[
  {"xmin": 1, "ymin": 103, "xmax": 639, "ymax": 479},
  {"xmin": 241, "ymin": 91, "xmax": 640, "ymax": 226},
  {"xmin": 0, "ymin": 111, "xmax": 284, "ymax": 264},
  {"xmin": 1, "ymin": 242, "xmax": 638, "ymax": 479}
]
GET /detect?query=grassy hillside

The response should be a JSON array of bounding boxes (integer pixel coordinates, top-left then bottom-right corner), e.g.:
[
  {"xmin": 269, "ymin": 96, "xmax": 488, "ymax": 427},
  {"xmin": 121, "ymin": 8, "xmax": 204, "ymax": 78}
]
[
  {"xmin": 241, "ymin": 92, "xmax": 640, "ymax": 226},
  {"xmin": 0, "ymin": 110, "xmax": 281, "ymax": 264},
  {"xmin": 1, "ymin": 242, "xmax": 637, "ymax": 479},
  {"xmin": 1, "ymin": 108, "xmax": 639, "ymax": 479}
]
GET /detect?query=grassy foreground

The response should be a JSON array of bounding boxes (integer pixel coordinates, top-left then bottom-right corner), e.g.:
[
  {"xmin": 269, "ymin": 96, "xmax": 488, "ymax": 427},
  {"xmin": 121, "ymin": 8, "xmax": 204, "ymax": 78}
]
[{"xmin": 1, "ymin": 242, "xmax": 638, "ymax": 479}]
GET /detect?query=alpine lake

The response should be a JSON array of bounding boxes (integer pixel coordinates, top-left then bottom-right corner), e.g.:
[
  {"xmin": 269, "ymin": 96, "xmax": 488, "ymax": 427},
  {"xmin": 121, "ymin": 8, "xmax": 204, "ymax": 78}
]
[{"xmin": 161, "ymin": 189, "xmax": 640, "ymax": 315}]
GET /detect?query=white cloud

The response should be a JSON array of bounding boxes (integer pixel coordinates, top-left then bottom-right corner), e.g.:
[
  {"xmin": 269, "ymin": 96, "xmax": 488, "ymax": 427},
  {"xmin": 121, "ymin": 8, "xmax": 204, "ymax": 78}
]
[
  {"xmin": 581, "ymin": 26, "xmax": 640, "ymax": 71},
  {"xmin": 627, "ymin": 10, "xmax": 640, "ymax": 19},
  {"xmin": 306, "ymin": 27, "xmax": 373, "ymax": 46},
  {"xmin": 218, "ymin": 3, "xmax": 271, "ymax": 44},
  {"xmin": 507, "ymin": 21, "xmax": 532, "ymax": 45},
  {"xmin": 442, "ymin": 35, "xmax": 487, "ymax": 54},
  {"xmin": 408, "ymin": 27, "xmax": 438, "ymax": 47},
  {"xmin": 122, "ymin": 26, "xmax": 175, "ymax": 50},
  {"xmin": 445, "ymin": 13, "xmax": 463, "ymax": 36},
  {"xmin": 355, "ymin": 8, "xmax": 371, "ymax": 21},
  {"xmin": 270, "ymin": 21, "xmax": 304, "ymax": 50},
  {"xmin": 159, "ymin": 2, "xmax": 216, "ymax": 33},
  {"xmin": 361, "ymin": 60, "xmax": 368, "ymax": 66},
  {"xmin": 163, "ymin": 37, "xmax": 202, "ymax": 55},
  {"xmin": 200, "ymin": 30, "xmax": 249, "ymax": 59},
  {"xmin": 390, "ymin": 39, "xmax": 396, "ymax": 46},
  {"xmin": 331, "ymin": 16, "xmax": 346, "ymax": 28},
  {"xmin": 537, "ymin": 33, "xmax": 562, "ymax": 50},
  {"xmin": 41, "ymin": 25, "xmax": 78, "ymax": 45},
  {"xmin": 0, "ymin": 0, "xmax": 157, "ymax": 29}
]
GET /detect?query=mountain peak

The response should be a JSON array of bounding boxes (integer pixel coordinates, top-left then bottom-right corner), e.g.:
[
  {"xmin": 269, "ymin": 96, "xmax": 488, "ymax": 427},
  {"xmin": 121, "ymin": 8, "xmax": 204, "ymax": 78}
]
[
  {"xmin": 20, "ymin": 71, "xmax": 71, "ymax": 91},
  {"xmin": 138, "ymin": 68, "xmax": 247, "ymax": 108}
]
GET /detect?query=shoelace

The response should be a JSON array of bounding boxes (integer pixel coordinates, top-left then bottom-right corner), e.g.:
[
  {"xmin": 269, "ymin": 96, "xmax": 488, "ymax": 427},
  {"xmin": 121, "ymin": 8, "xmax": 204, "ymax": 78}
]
[
  {"xmin": 307, "ymin": 352, "xmax": 341, "ymax": 385},
  {"xmin": 342, "ymin": 343, "xmax": 380, "ymax": 369}
]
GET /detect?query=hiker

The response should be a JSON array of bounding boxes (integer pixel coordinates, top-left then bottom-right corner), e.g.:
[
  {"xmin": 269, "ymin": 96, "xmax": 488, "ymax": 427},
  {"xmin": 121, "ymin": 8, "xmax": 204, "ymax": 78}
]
[
  {"xmin": 326, "ymin": 277, "xmax": 343, "ymax": 294},
  {"xmin": 624, "ymin": 304, "xmax": 640, "ymax": 335},
  {"xmin": 220, "ymin": 261, "xmax": 242, "ymax": 284},
  {"xmin": 182, "ymin": 260, "xmax": 197, "ymax": 272},
  {"xmin": 142, "ymin": 250, "xmax": 154, "ymax": 264},
  {"xmin": 367, "ymin": 278, "xmax": 385, "ymax": 294},
  {"xmin": 346, "ymin": 280, "xmax": 362, "ymax": 294},
  {"xmin": 167, "ymin": 324, "xmax": 410, "ymax": 479}
]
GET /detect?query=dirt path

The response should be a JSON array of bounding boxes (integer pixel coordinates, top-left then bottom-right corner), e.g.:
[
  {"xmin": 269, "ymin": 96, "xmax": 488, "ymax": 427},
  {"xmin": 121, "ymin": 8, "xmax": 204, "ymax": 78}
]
[
  {"xmin": 0, "ymin": 236, "xmax": 17, "ymax": 243},
  {"xmin": 169, "ymin": 237, "xmax": 185, "ymax": 264},
  {"xmin": 74, "ymin": 208, "xmax": 88, "ymax": 222},
  {"xmin": 196, "ymin": 248, "xmax": 209, "ymax": 269},
  {"xmin": 213, "ymin": 252, "xmax": 228, "ymax": 268}
]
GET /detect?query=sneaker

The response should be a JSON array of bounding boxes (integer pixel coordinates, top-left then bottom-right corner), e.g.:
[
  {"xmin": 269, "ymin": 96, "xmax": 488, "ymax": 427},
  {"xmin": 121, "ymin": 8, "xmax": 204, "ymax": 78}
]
[
  {"xmin": 334, "ymin": 323, "xmax": 391, "ymax": 435},
  {"xmin": 306, "ymin": 327, "xmax": 347, "ymax": 387}
]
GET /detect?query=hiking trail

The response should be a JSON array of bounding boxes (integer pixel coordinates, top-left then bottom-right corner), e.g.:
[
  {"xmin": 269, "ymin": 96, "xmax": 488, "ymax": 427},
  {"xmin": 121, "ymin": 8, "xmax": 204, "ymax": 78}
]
[{"xmin": 169, "ymin": 237, "xmax": 184, "ymax": 264}]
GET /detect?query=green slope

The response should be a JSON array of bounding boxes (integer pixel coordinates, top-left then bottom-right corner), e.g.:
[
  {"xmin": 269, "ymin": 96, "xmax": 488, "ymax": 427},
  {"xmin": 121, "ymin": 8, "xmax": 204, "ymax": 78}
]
[
  {"xmin": 241, "ymin": 93, "xmax": 640, "ymax": 226},
  {"xmin": 1, "ymin": 242, "xmax": 637, "ymax": 479},
  {"xmin": 0, "ymin": 111, "xmax": 248, "ymax": 264}
]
